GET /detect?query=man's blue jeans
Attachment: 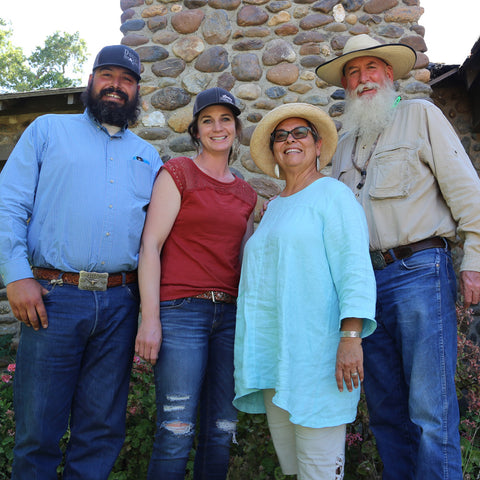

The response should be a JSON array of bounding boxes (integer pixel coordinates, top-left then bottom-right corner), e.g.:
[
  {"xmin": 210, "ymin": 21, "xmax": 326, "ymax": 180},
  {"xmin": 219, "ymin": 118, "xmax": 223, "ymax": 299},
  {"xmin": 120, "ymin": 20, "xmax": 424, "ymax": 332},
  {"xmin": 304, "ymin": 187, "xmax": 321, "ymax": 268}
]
[
  {"xmin": 363, "ymin": 247, "xmax": 462, "ymax": 479},
  {"xmin": 12, "ymin": 280, "xmax": 139, "ymax": 480},
  {"xmin": 147, "ymin": 297, "xmax": 237, "ymax": 480}
]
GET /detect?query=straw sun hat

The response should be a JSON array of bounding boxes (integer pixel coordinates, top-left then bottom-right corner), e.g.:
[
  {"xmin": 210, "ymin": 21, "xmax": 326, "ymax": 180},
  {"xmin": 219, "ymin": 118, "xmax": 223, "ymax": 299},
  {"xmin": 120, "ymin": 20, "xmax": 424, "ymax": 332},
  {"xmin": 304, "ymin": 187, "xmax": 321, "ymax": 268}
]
[
  {"xmin": 315, "ymin": 34, "xmax": 417, "ymax": 87},
  {"xmin": 250, "ymin": 103, "xmax": 338, "ymax": 179}
]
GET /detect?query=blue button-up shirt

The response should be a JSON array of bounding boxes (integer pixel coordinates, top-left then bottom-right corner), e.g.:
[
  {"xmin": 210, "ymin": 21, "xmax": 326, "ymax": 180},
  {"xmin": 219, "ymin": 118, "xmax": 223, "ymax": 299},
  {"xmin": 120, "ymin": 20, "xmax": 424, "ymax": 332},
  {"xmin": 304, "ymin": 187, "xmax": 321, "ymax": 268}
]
[{"xmin": 0, "ymin": 110, "xmax": 163, "ymax": 285}]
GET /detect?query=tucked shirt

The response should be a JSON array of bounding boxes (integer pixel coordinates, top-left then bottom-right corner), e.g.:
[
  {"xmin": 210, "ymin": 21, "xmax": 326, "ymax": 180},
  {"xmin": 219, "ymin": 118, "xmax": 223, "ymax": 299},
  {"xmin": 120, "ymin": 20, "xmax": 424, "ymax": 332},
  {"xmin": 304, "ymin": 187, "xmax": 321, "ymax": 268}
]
[
  {"xmin": 160, "ymin": 157, "xmax": 257, "ymax": 300},
  {"xmin": 331, "ymin": 98, "xmax": 480, "ymax": 272},
  {"xmin": 234, "ymin": 178, "xmax": 376, "ymax": 428},
  {"xmin": 0, "ymin": 110, "xmax": 163, "ymax": 285}
]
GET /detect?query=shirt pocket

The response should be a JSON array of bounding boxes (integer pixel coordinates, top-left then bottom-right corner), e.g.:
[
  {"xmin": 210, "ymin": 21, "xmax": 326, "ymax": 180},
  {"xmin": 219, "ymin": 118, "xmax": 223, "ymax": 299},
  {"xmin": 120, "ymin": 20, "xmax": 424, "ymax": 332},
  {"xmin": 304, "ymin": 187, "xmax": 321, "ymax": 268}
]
[
  {"xmin": 368, "ymin": 146, "xmax": 416, "ymax": 200},
  {"xmin": 129, "ymin": 159, "xmax": 154, "ymax": 202}
]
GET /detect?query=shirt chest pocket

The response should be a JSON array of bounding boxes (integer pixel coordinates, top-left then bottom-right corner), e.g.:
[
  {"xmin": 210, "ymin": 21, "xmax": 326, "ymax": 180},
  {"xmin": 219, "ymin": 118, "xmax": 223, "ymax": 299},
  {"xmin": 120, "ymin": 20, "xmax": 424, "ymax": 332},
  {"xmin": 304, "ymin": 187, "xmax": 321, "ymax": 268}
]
[
  {"xmin": 128, "ymin": 159, "xmax": 154, "ymax": 201},
  {"xmin": 368, "ymin": 146, "xmax": 416, "ymax": 200}
]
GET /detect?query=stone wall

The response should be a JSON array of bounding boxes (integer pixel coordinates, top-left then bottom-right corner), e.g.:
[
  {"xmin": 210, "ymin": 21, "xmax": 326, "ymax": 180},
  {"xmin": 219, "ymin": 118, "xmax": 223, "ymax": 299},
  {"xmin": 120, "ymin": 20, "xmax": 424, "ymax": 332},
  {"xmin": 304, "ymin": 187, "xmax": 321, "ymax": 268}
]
[
  {"xmin": 431, "ymin": 82, "xmax": 480, "ymax": 172},
  {"xmin": 430, "ymin": 83, "xmax": 480, "ymax": 343},
  {"xmin": 0, "ymin": 288, "xmax": 19, "ymax": 346},
  {"xmin": 1, "ymin": 0, "xmax": 480, "ymax": 344},
  {"xmin": 120, "ymin": 0, "xmax": 434, "ymax": 215}
]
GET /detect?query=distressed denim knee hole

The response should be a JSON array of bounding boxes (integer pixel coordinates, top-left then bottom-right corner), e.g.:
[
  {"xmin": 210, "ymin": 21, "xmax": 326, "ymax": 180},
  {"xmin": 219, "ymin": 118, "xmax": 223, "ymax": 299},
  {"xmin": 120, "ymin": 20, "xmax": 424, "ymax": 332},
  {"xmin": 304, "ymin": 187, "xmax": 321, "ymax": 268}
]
[
  {"xmin": 216, "ymin": 419, "xmax": 238, "ymax": 443},
  {"xmin": 162, "ymin": 421, "xmax": 193, "ymax": 436}
]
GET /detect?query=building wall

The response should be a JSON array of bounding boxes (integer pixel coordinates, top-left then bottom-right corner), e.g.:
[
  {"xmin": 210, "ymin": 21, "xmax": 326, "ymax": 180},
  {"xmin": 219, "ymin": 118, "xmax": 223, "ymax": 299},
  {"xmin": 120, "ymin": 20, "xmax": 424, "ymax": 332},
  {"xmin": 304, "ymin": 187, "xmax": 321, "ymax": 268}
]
[
  {"xmin": 431, "ymin": 83, "xmax": 480, "ymax": 172},
  {"xmin": 1, "ymin": 0, "xmax": 480, "ymax": 343},
  {"xmin": 121, "ymin": 0, "xmax": 435, "ymax": 213}
]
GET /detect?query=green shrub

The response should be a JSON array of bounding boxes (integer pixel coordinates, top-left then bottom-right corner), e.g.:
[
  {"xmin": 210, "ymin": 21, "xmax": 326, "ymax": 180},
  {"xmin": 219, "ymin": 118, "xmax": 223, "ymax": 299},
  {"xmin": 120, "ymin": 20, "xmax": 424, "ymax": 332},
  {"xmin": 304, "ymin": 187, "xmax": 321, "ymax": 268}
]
[{"xmin": 1, "ymin": 307, "xmax": 479, "ymax": 479}]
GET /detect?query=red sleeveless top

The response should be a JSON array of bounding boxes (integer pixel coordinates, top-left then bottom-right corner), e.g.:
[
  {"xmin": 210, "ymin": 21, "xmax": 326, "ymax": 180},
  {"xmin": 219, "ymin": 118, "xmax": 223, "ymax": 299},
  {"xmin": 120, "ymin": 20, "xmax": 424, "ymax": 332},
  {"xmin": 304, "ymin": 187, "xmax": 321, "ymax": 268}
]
[{"xmin": 160, "ymin": 157, "xmax": 257, "ymax": 300}]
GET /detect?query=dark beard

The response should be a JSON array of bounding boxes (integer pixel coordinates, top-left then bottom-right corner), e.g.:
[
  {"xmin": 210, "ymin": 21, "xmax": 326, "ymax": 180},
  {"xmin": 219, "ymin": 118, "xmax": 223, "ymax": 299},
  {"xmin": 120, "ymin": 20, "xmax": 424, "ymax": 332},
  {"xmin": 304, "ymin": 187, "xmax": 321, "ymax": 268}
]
[{"xmin": 81, "ymin": 85, "xmax": 140, "ymax": 127}]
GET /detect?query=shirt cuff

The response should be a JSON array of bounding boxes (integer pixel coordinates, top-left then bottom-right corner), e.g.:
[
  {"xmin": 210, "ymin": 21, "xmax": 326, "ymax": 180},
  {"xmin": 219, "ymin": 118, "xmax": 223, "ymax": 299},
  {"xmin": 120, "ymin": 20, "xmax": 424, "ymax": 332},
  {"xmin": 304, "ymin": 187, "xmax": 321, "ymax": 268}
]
[{"xmin": 0, "ymin": 259, "xmax": 34, "ymax": 286}]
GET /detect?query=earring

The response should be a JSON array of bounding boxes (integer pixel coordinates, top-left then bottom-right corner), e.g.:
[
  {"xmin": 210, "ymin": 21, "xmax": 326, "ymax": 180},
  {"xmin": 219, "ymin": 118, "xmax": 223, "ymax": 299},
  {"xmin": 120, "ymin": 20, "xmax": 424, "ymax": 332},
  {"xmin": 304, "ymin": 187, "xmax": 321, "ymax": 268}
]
[
  {"xmin": 316, "ymin": 156, "xmax": 320, "ymax": 171},
  {"xmin": 274, "ymin": 164, "xmax": 280, "ymax": 178}
]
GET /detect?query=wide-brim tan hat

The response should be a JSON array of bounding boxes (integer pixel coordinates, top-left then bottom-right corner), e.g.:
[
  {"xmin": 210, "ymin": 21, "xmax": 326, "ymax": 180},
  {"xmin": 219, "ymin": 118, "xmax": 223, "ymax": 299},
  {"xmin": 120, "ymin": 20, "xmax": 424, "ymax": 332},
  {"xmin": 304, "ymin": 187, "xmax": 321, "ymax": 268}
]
[
  {"xmin": 250, "ymin": 103, "xmax": 338, "ymax": 179},
  {"xmin": 315, "ymin": 34, "xmax": 417, "ymax": 87}
]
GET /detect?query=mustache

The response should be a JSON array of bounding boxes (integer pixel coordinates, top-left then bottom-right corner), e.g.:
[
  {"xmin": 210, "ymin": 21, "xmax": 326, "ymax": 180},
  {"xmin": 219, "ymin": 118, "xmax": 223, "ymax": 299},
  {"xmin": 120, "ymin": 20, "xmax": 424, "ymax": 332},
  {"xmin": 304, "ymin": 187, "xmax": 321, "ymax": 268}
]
[
  {"xmin": 99, "ymin": 87, "xmax": 129, "ymax": 102},
  {"xmin": 354, "ymin": 82, "xmax": 379, "ymax": 95}
]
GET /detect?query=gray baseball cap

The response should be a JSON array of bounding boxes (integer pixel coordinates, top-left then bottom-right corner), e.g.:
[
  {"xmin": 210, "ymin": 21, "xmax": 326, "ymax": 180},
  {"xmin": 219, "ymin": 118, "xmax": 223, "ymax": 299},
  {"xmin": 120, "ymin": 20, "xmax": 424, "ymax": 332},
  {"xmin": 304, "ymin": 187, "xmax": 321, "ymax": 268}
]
[
  {"xmin": 193, "ymin": 87, "xmax": 241, "ymax": 116},
  {"xmin": 93, "ymin": 45, "xmax": 141, "ymax": 81}
]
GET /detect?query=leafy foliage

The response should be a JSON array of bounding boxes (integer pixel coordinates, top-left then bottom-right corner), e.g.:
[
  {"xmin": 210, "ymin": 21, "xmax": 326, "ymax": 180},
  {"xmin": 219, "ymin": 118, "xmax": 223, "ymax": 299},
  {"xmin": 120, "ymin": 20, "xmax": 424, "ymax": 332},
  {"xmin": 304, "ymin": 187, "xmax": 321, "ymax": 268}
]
[
  {"xmin": 1, "ymin": 308, "xmax": 479, "ymax": 479},
  {"xmin": 456, "ymin": 306, "xmax": 480, "ymax": 479},
  {"xmin": 0, "ymin": 335, "xmax": 16, "ymax": 480},
  {"xmin": 0, "ymin": 19, "xmax": 87, "ymax": 93}
]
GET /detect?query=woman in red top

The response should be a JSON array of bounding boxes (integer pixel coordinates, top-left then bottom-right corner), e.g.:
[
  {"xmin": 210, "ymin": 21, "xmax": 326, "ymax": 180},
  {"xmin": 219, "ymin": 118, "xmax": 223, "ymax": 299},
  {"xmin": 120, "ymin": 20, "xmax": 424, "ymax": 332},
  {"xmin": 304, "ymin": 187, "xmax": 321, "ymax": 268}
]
[{"xmin": 135, "ymin": 87, "xmax": 257, "ymax": 480}]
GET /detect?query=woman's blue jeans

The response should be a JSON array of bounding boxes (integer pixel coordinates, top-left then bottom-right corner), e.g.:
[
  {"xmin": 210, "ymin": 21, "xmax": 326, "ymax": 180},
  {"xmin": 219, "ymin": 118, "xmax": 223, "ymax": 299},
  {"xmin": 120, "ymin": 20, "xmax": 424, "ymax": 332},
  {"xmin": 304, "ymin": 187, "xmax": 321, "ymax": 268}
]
[
  {"xmin": 147, "ymin": 297, "xmax": 238, "ymax": 480},
  {"xmin": 12, "ymin": 280, "xmax": 140, "ymax": 480},
  {"xmin": 363, "ymin": 247, "xmax": 462, "ymax": 479}
]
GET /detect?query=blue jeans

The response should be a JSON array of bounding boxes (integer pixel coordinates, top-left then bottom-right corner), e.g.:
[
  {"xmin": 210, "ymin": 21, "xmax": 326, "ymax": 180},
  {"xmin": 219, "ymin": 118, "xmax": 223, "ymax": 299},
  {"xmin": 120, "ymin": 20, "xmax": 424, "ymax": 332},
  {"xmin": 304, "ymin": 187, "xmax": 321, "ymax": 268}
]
[
  {"xmin": 12, "ymin": 280, "xmax": 140, "ymax": 480},
  {"xmin": 363, "ymin": 247, "xmax": 462, "ymax": 480},
  {"xmin": 147, "ymin": 297, "xmax": 237, "ymax": 480}
]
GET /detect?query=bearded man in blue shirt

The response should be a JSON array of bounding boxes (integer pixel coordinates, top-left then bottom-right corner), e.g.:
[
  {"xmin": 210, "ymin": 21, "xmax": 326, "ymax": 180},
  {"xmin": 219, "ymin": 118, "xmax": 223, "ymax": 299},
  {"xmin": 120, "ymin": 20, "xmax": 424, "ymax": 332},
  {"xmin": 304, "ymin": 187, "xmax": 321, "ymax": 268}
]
[{"xmin": 0, "ymin": 45, "xmax": 162, "ymax": 480}]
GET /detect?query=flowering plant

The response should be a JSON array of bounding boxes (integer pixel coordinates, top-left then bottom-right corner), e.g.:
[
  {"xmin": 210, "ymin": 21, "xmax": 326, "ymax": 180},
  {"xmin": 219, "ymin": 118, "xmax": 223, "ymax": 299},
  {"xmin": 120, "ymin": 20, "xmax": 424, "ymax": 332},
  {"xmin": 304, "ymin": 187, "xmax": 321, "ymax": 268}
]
[
  {"xmin": 456, "ymin": 306, "xmax": 480, "ymax": 478},
  {"xmin": 0, "ymin": 335, "xmax": 16, "ymax": 480},
  {"xmin": 1, "ymin": 308, "xmax": 479, "ymax": 480}
]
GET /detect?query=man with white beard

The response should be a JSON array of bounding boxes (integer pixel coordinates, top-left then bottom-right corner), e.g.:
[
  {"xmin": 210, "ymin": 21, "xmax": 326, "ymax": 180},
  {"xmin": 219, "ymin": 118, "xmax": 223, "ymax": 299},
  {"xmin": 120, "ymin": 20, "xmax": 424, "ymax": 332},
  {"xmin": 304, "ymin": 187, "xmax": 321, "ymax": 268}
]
[{"xmin": 316, "ymin": 34, "xmax": 480, "ymax": 479}]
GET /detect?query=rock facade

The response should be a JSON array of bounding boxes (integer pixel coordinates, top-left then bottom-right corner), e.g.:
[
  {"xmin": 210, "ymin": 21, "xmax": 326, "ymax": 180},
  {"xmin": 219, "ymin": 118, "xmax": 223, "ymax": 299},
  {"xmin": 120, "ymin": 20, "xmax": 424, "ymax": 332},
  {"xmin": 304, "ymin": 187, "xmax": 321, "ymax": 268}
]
[
  {"xmin": 121, "ymin": 0, "xmax": 480, "ymax": 345},
  {"xmin": 121, "ymin": 0, "xmax": 438, "ymax": 206},
  {"xmin": 1, "ymin": 0, "xmax": 480, "ymax": 344},
  {"xmin": 0, "ymin": 288, "xmax": 20, "ymax": 344}
]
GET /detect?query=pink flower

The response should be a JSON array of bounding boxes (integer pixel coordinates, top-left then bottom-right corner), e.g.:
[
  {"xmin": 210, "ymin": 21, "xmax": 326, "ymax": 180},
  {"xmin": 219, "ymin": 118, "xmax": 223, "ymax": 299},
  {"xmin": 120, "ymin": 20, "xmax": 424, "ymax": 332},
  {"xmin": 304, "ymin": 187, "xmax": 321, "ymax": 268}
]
[
  {"xmin": 346, "ymin": 432, "xmax": 363, "ymax": 446},
  {"xmin": 1, "ymin": 374, "xmax": 12, "ymax": 383},
  {"xmin": 7, "ymin": 364, "xmax": 16, "ymax": 373}
]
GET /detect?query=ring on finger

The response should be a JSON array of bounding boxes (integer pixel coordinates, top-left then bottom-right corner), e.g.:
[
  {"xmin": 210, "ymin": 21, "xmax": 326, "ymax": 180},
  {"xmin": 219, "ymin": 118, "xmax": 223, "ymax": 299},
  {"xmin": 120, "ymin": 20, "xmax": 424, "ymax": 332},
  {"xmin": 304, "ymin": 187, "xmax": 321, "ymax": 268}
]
[{"xmin": 351, "ymin": 372, "xmax": 359, "ymax": 377}]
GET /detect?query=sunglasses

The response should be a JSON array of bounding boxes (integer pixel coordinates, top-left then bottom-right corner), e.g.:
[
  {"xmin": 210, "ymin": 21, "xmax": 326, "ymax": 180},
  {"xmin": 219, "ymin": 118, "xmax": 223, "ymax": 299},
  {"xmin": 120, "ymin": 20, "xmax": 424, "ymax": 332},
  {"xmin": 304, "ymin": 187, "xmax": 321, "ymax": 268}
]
[{"xmin": 271, "ymin": 126, "xmax": 314, "ymax": 143}]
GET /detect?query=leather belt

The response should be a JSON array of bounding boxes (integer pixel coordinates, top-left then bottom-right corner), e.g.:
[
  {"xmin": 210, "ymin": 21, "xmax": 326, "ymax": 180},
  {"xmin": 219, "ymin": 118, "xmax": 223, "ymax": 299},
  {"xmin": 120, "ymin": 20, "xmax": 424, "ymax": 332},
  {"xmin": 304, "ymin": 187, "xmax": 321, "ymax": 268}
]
[
  {"xmin": 193, "ymin": 291, "xmax": 236, "ymax": 304},
  {"xmin": 370, "ymin": 237, "xmax": 447, "ymax": 270},
  {"xmin": 33, "ymin": 267, "xmax": 137, "ymax": 290}
]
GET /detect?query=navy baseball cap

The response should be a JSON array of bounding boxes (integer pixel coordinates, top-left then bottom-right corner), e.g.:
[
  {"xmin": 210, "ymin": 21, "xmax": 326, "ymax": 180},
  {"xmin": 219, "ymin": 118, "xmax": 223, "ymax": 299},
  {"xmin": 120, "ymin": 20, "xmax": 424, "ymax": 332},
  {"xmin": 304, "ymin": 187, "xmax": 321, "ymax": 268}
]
[
  {"xmin": 193, "ymin": 87, "xmax": 241, "ymax": 116},
  {"xmin": 93, "ymin": 45, "xmax": 141, "ymax": 81}
]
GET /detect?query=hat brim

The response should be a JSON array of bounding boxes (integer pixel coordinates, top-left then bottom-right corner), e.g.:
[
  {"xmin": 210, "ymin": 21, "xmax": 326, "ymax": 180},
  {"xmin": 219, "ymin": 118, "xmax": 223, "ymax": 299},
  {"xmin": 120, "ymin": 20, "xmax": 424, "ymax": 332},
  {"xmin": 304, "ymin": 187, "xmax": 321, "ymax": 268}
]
[
  {"xmin": 315, "ymin": 43, "xmax": 416, "ymax": 87},
  {"xmin": 94, "ymin": 63, "xmax": 141, "ymax": 82},
  {"xmin": 250, "ymin": 103, "xmax": 338, "ymax": 180},
  {"xmin": 195, "ymin": 102, "xmax": 241, "ymax": 117}
]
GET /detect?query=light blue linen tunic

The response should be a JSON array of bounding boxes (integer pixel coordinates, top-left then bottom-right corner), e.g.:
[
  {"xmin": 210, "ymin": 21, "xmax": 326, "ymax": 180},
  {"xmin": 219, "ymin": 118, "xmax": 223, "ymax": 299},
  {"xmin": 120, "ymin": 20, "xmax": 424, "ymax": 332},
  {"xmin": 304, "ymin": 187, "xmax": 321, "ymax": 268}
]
[{"xmin": 233, "ymin": 177, "xmax": 376, "ymax": 428}]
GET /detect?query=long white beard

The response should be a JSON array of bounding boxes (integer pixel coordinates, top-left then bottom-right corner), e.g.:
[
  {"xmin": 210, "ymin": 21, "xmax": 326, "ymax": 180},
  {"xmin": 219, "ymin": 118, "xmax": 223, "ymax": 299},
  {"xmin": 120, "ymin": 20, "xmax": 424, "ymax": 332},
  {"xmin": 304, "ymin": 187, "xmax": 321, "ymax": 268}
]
[{"xmin": 343, "ymin": 82, "xmax": 399, "ymax": 140}]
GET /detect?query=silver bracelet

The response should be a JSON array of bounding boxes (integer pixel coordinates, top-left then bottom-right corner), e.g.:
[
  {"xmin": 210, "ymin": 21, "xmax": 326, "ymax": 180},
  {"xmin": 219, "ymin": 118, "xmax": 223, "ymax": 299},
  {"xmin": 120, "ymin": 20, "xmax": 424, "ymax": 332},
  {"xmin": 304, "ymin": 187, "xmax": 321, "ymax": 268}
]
[{"xmin": 339, "ymin": 331, "xmax": 361, "ymax": 338}]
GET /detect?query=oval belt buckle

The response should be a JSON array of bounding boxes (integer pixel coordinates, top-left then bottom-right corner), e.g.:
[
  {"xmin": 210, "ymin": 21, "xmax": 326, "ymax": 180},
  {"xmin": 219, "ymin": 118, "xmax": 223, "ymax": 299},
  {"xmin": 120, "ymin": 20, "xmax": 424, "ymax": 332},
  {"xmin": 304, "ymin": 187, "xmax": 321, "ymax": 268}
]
[{"xmin": 370, "ymin": 251, "xmax": 387, "ymax": 270}]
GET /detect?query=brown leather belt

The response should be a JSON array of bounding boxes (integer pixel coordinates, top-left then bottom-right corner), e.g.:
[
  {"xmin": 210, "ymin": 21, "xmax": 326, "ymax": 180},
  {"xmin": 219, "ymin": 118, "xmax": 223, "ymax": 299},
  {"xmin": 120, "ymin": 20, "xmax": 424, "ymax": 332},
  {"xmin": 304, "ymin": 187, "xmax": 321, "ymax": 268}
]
[
  {"xmin": 33, "ymin": 267, "xmax": 137, "ymax": 289},
  {"xmin": 193, "ymin": 291, "xmax": 236, "ymax": 304},
  {"xmin": 370, "ymin": 237, "xmax": 446, "ymax": 270}
]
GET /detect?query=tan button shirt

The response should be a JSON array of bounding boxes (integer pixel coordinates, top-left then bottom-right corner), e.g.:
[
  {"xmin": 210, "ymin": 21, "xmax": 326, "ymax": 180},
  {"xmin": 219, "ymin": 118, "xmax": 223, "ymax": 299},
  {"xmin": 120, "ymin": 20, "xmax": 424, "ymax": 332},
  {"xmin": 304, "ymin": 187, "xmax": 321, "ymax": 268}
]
[{"xmin": 332, "ymin": 99, "xmax": 480, "ymax": 272}]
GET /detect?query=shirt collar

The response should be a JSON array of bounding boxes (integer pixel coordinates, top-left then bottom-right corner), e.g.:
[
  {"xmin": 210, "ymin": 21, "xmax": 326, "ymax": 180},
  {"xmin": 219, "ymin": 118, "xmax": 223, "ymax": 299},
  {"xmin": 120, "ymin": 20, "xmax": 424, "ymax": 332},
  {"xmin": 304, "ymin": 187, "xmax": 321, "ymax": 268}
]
[{"xmin": 84, "ymin": 109, "xmax": 128, "ymax": 137}]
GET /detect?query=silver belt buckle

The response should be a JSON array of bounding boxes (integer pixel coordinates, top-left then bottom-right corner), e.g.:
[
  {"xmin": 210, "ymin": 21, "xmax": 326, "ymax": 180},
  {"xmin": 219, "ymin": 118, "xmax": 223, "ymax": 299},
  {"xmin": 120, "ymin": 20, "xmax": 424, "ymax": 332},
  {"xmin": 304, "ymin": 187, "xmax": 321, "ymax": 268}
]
[
  {"xmin": 370, "ymin": 251, "xmax": 387, "ymax": 270},
  {"xmin": 78, "ymin": 271, "xmax": 108, "ymax": 291}
]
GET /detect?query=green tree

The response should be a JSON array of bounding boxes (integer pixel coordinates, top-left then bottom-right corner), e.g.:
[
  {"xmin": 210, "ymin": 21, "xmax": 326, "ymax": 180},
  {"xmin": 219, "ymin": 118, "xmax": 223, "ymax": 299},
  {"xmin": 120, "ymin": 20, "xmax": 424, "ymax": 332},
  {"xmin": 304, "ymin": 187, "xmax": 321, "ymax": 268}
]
[
  {"xmin": 0, "ymin": 19, "xmax": 88, "ymax": 93},
  {"xmin": 0, "ymin": 19, "xmax": 29, "ymax": 92}
]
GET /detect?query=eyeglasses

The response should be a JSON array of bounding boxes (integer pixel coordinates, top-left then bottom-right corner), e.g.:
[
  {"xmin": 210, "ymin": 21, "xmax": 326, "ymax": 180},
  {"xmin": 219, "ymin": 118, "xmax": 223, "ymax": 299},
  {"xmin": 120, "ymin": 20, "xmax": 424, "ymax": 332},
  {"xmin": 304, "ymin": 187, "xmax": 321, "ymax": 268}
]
[{"xmin": 271, "ymin": 126, "xmax": 314, "ymax": 143}]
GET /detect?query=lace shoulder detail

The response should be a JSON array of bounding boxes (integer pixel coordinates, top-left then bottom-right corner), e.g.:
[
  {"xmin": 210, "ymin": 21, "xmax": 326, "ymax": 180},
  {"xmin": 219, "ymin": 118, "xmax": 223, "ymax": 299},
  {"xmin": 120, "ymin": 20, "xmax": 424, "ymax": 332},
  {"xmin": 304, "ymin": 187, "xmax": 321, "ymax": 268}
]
[{"xmin": 162, "ymin": 157, "xmax": 192, "ymax": 194}]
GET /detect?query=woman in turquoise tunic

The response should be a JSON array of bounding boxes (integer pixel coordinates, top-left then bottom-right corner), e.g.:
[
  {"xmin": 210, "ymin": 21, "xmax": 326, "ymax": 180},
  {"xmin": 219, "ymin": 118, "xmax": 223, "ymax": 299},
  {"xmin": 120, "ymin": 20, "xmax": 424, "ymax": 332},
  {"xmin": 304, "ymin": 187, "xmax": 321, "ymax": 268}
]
[{"xmin": 234, "ymin": 103, "xmax": 377, "ymax": 479}]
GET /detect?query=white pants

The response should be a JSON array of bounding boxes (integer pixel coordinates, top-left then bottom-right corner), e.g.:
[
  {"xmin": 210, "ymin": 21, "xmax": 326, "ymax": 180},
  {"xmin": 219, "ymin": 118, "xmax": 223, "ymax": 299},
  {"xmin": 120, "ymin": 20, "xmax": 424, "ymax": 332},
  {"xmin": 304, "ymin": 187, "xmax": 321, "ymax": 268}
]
[{"xmin": 263, "ymin": 389, "xmax": 346, "ymax": 480}]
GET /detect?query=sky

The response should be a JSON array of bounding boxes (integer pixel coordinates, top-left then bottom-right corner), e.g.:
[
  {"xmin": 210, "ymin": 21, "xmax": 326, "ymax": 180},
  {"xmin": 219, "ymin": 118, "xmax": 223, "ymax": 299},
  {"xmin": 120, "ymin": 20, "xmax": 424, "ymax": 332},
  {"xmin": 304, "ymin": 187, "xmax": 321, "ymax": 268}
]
[{"xmin": 1, "ymin": 0, "xmax": 479, "ymax": 86}]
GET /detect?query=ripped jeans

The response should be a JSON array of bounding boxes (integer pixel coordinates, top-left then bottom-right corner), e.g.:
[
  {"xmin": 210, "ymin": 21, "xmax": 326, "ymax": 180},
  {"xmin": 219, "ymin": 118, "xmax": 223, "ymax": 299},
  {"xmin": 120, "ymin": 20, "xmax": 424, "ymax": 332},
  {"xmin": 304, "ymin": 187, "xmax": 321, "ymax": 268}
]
[{"xmin": 147, "ymin": 297, "xmax": 238, "ymax": 480}]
